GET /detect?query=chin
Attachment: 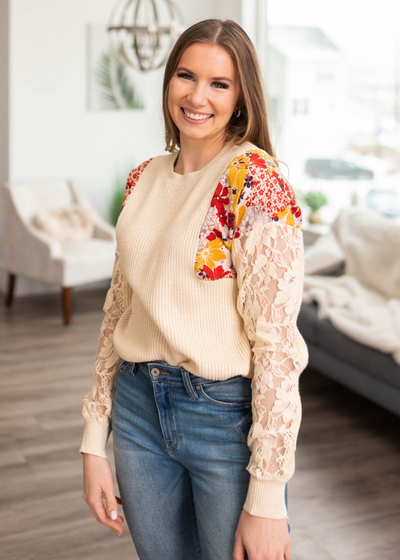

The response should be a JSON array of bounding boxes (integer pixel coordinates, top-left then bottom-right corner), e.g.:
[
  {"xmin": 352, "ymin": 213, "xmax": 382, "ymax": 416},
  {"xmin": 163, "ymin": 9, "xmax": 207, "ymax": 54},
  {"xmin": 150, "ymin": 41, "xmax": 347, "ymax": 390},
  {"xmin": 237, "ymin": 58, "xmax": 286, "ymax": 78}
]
[{"xmin": 182, "ymin": 130, "xmax": 215, "ymax": 140}]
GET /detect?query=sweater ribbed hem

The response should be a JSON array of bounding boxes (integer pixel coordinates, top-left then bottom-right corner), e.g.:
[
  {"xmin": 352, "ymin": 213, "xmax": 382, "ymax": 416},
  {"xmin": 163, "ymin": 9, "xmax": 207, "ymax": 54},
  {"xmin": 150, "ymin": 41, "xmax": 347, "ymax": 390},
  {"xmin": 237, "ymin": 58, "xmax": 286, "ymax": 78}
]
[
  {"xmin": 79, "ymin": 418, "xmax": 110, "ymax": 459},
  {"xmin": 243, "ymin": 476, "xmax": 288, "ymax": 520}
]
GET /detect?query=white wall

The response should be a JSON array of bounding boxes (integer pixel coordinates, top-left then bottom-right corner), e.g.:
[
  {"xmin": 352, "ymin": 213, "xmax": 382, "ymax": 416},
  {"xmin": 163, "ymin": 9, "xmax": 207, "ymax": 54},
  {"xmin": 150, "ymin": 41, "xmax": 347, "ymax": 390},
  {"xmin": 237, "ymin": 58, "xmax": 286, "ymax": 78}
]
[
  {"xmin": 0, "ymin": 0, "xmax": 9, "ymax": 186},
  {"xmin": 1, "ymin": 0, "xmax": 241, "ymax": 297}
]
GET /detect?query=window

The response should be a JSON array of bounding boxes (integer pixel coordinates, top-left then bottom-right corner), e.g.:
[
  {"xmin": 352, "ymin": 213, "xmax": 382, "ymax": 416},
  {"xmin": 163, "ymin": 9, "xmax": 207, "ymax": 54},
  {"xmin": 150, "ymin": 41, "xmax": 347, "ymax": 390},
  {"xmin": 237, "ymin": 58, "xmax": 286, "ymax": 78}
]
[
  {"xmin": 270, "ymin": 95, "xmax": 280, "ymax": 115},
  {"xmin": 317, "ymin": 70, "xmax": 335, "ymax": 81},
  {"xmin": 263, "ymin": 0, "xmax": 399, "ymax": 224},
  {"xmin": 293, "ymin": 99, "xmax": 309, "ymax": 114}
]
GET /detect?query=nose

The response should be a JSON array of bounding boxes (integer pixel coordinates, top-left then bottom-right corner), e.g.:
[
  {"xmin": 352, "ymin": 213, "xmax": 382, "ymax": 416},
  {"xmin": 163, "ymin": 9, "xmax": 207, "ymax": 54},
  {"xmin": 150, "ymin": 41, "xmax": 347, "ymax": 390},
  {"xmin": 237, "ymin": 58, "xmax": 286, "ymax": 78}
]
[{"xmin": 187, "ymin": 81, "xmax": 209, "ymax": 109}]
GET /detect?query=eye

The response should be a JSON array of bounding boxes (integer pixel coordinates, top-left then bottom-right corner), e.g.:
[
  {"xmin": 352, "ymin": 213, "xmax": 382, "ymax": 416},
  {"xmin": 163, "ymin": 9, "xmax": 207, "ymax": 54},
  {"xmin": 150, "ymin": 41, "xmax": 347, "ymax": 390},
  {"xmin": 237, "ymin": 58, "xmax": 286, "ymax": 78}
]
[
  {"xmin": 176, "ymin": 72, "xmax": 229, "ymax": 90},
  {"xmin": 177, "ymin": 72, "xmax": 194, "ymax": 81},
  {"xmin": 212, "ymin": 81, "xmax": 229, "ymax": 90}
]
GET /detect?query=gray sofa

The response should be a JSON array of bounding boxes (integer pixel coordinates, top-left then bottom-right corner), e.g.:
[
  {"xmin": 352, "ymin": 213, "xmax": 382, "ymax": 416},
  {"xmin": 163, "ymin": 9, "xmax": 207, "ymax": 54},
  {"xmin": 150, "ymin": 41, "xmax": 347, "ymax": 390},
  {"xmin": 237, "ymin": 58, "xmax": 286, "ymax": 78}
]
[{"xmin": 297, "ymin": 300, "xmax": 400, "ymax": 417}]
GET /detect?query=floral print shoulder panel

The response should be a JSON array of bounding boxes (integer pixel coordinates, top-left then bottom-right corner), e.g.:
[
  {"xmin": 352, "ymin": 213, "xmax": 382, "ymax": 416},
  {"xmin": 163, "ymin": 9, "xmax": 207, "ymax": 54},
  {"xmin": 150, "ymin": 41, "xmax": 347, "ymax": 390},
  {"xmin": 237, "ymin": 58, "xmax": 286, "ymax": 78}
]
[
  {"xmin": 121, "ymin": 158, "xmax": 153, "ymax": 213},
  {"xmin": 195, "ymin": 149, "xmax": 302, "ymax": 280}
]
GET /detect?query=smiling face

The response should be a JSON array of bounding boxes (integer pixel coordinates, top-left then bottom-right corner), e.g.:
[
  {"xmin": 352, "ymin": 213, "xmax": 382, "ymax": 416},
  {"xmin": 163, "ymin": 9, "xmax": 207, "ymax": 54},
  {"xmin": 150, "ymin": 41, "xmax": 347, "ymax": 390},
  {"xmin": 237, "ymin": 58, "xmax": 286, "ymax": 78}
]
[{"xmin": 167, "ymin": 42, "xmax": 240, "ymax": 146}]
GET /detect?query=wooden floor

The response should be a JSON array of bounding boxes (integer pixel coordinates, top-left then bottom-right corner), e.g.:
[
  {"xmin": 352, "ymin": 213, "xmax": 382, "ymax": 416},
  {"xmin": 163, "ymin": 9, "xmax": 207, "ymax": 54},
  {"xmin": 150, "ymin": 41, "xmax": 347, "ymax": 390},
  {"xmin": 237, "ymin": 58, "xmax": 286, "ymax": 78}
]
[{"xmin": 1, "ymin": 287, "xmax": 399, "ymax": 560}]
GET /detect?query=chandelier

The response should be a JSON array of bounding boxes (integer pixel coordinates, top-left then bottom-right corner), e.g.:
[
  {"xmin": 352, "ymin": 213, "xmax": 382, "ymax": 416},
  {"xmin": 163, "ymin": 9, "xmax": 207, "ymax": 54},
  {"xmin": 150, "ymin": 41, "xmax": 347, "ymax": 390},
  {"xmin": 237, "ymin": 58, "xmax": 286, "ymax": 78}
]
[{"xmin": 108, "ymin": 0, "xmax": 185, "ymax": 72}]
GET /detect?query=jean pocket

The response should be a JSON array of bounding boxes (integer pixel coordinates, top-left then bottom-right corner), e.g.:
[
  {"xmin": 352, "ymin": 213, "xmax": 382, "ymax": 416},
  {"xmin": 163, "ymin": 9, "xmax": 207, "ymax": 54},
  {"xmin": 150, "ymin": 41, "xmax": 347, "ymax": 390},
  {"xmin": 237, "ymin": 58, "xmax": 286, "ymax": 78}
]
[
  {"xmin": 119, "ymin": 359, "xmax": 137, "ymax": 377},
  {"xmin": 197, "ymin": 376, "xmax": 252, "ymax": 408}
]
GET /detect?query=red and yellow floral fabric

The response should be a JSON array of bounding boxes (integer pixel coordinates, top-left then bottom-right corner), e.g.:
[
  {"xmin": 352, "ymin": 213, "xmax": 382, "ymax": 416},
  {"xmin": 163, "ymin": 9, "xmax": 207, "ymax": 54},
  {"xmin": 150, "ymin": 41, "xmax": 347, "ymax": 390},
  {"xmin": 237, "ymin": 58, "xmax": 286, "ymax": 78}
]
[
  {"xmin": 195, "ymin": 149, "xmax": 302, "ymax": 280},
  {"xmin": 120, "ymin": 149, "xmax": 302, "ymax": 283},
  {"xmin": 121, "ymin": 158, "xmax": 153, "ymax": 212}
]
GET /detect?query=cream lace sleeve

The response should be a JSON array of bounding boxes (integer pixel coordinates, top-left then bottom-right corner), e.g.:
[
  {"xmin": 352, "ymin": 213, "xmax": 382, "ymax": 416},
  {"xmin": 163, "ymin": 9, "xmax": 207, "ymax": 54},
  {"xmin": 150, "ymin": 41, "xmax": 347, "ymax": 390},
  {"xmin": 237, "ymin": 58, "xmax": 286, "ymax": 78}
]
[
  {"xmin": 79, "ymin": 161, "xmax": 151, "ymax": 458},
  {"xmin": 79, "ymin": 249, "xmax": 131, "ymax": 458},
  {"xmin": 232, "ymin": 217, "xmax": 309, "ymax": 520}
]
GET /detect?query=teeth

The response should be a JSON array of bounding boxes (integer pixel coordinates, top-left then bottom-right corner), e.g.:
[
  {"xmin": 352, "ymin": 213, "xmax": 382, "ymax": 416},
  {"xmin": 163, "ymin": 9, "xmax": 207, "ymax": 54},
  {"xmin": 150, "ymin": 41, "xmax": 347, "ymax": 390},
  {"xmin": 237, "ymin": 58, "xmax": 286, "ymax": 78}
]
[{"xmin": 183, "ymin": 108, "xmax": 212, "ymax": 120}]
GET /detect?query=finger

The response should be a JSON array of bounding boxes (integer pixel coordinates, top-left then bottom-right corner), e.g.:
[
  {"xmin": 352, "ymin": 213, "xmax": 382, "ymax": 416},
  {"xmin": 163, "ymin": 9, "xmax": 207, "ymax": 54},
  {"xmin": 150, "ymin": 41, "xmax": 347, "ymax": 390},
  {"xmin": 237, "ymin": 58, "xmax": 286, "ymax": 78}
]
[
  {"xmin": 104, "ymin": 486, "xmax": 120, "ymax": 523},
  {"xmin": 98, "ymin": 498, "xmax": 124, "ymax": 533},
  {"xmin": 97, "ymin": 504, "xmax": 124, "ymax": 534},
  {"xmin": 232, "ymin": 537, "xmax": 245, "ymax": 560},
  {"xmin": 88, "ymin": 496, "xmax": 123, "ymax": 534},
  {"xmin": 101, "ymin": 493, "xmax": 123, "ymax": 521},
  {"xmin": 103, "ymin": 496, "xmax": 124, "ymax": 521}
]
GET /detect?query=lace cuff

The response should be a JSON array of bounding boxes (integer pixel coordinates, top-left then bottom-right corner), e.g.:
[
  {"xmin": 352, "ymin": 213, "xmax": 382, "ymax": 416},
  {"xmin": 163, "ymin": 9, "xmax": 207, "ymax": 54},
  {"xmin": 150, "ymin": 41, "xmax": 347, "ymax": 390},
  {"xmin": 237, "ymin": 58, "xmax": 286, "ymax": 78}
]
[
  {"xmin": 79, "ymin": 249, "xmax": 130, "ymax": 458},
  {"xmin": 232, "ymin": 219, "xmax": 308, "ymax": 519}
]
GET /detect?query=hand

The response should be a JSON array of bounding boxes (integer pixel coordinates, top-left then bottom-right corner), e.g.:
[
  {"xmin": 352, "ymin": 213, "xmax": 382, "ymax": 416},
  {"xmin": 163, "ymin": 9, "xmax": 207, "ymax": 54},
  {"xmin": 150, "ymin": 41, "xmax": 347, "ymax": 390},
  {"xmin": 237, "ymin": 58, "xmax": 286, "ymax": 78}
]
[
  {"xmin": 233, "ymin": 509, "xmax": 291, "ymax": 560},
  {"xmin": 82, "ymin": 453, "xmax": 125, "ymax": 536}
]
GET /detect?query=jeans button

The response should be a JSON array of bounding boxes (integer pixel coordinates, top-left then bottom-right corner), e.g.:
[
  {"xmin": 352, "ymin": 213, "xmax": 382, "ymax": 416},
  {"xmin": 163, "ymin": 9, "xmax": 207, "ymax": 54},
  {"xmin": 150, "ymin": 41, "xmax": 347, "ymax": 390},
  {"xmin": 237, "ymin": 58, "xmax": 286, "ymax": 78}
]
[{"xmin": 151, "ymin": 367, "xmax": 160, "ymax": 376}]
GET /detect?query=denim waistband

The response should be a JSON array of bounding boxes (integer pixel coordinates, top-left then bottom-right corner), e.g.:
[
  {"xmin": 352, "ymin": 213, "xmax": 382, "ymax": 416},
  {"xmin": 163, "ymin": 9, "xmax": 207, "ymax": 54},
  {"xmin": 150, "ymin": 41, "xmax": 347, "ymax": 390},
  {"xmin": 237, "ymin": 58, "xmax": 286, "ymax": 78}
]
[{"xmin": 127, "ymin": 359, "xmax": 251, "ymax": 400}]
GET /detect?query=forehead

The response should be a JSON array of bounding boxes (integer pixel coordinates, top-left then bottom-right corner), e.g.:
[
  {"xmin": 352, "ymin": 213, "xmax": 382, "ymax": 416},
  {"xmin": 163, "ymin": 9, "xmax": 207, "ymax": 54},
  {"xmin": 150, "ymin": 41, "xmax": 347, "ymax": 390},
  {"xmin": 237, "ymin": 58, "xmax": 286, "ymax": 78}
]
[{"xmin": 178, "ymin": 42, "xmax": 237, "ymax": 78}]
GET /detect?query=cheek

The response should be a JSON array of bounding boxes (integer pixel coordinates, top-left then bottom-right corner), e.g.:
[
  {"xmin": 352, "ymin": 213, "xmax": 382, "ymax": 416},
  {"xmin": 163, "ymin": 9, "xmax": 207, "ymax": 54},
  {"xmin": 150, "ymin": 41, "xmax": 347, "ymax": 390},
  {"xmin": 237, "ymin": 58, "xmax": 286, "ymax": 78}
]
[
  {"xmin": 214, "ymin": 95, "xmax": 235, "ymax": 118},
  {"xmin": 168, "ymin": 85, "xmax": 177, "ymax": 108},
  {"xmin": 169, "ymin": 78, "xmax": 188, "ymax": 101},
  {"xmin": 168, "ymin": 81, "xmax": 180, "ymax": 107}
]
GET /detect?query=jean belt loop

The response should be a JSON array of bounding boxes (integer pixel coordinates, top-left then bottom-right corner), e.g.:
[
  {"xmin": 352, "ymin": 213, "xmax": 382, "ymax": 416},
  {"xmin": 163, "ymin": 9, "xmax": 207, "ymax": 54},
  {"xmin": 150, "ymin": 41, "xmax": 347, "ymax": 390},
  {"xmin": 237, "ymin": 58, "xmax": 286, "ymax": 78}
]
[{"xmin": 181, "ymin": 369, "xmax": 199, "ymax": 399}]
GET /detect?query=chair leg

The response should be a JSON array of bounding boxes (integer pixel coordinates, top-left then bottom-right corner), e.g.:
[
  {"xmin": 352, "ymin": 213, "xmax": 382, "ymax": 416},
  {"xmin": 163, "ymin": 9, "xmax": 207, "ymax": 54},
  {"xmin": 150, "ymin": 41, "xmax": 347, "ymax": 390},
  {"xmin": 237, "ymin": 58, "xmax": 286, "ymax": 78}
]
[
  {"xmin": 5, "ymin": 273, "xmax": 16, "ymax": 307},
  {"xmin": 62, "ymin": 287, "xmax": 72, "ymax": 325}
]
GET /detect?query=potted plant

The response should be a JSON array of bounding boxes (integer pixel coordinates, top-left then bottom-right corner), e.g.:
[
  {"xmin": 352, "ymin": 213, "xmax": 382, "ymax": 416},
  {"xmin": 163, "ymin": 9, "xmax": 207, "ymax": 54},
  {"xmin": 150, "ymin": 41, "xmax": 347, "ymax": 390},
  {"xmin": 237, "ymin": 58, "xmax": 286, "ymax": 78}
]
[
  {"xmin": 109, "ymin": 168, "xmax": 134, "ymax": 227},
  {"xmin": 303, "ymin": 190, "xmax": 329, "ymax": 224}
]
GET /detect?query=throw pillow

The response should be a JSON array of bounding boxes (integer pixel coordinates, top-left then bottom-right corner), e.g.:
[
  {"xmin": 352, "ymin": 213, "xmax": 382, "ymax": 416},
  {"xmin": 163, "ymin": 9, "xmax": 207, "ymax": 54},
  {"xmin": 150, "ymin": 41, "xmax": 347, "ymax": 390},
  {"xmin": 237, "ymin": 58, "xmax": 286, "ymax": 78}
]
[{"xmin": 31, "ymin": 204, "xmax": 94, "ymax": 243}]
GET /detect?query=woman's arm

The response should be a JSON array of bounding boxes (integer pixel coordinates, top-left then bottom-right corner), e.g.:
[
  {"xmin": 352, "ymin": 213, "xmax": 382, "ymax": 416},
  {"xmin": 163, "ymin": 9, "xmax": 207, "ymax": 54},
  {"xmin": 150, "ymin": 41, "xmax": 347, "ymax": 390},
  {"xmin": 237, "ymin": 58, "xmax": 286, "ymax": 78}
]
[
  {"xmin": 79, "ymin": 159, "xmax": 153, "ymax": 458},
  {"xmin": 230, "ymin": 156, "xmax": 307, "ymax": 560},
  {"xmin": 80, "ymin": 247, "xmax": 131, "ymax": 458},
  {"xmin": 80, "ymin": 160, "xmax": 152, "ymax": 537},
  {"xmin": 231, "ymin": 154, "xmax": 308, "ymax": 520},
  {"xmin": 233, "ymin": 218, "xmax": 307, "ymax": 519},
  {"xmin": 80, "ymin": 254, "xmax": 129, "ymax": 537}
]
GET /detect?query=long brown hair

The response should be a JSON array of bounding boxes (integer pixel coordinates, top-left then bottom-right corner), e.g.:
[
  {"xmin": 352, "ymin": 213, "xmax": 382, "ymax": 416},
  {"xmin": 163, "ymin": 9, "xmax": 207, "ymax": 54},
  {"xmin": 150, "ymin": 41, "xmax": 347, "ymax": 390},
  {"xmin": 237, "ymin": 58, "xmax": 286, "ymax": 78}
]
[{"xmin": 162, "ymin": 18, "xmax": 280, "ymax": 168}]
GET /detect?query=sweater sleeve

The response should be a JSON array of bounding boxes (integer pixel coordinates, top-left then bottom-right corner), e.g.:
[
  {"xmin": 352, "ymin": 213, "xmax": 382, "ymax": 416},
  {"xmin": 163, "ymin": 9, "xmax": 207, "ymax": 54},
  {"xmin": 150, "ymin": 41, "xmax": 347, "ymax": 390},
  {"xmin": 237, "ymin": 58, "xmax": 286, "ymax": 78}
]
[
  {"xmin": 79, "ymin": 248, "xmax": 131, "ymax": 458},
  {"xmin": 231, "ymin": 155, "xmax": 308, "ymax": 519},
  {"xmin": 78, "ymin": 161, "xmax": 152, "ymax": 458}
]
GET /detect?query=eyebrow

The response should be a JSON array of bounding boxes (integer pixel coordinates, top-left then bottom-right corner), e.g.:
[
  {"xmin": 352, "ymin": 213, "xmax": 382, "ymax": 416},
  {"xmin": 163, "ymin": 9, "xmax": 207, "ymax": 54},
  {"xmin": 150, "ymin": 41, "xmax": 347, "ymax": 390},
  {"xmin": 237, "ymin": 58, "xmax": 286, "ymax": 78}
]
[{"xmin": 176, "ymin": 66, "xmax": 233, "ymax": 84}]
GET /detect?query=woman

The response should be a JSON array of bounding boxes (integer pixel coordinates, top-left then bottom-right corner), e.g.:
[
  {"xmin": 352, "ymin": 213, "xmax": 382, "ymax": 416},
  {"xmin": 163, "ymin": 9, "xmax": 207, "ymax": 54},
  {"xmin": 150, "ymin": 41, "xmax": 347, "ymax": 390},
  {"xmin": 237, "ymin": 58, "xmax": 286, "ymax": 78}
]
[{"xmin": 80, "ymin": 18, "xmax": 308, "ymax": 560}]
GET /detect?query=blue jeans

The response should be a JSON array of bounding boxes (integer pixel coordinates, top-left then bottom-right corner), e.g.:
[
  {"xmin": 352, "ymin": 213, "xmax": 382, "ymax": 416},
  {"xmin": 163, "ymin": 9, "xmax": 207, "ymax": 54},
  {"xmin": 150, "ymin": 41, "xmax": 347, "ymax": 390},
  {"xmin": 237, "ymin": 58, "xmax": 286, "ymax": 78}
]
[{"xmin": 112, "ymin": 359, "xmax": 290, "ymax": 560}]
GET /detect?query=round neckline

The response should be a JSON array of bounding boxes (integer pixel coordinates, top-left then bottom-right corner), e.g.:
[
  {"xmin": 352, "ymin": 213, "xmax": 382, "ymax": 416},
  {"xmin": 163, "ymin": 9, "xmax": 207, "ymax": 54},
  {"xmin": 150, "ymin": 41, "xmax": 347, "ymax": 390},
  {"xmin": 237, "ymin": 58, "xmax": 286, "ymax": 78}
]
[{"xmin": 167, "ymin": 139, "xmax": 236, "ymax": 182}]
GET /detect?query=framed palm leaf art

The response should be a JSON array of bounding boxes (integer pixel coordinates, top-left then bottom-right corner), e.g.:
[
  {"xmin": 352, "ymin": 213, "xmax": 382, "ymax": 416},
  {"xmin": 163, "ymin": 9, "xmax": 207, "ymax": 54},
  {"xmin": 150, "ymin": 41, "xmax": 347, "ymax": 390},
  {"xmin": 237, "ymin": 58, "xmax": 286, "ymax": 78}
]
[{"xmin": 86, "ymin": 24, "xmax": 145, "ymax": 111}]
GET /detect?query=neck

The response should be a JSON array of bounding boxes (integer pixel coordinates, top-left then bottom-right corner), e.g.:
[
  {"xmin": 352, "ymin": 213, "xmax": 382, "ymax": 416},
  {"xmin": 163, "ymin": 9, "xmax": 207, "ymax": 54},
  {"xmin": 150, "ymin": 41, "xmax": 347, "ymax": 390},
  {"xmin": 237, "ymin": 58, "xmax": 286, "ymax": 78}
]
[{"xmin": 173, "ymin": 134, "xmax": 229, "ymax": 176}]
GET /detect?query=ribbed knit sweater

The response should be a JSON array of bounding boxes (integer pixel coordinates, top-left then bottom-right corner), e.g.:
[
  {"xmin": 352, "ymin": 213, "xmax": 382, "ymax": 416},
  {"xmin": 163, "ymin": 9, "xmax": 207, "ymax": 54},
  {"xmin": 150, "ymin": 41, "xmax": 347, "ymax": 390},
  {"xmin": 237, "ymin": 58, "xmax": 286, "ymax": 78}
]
[{"xmin": 80, "ymin": 138, "xmax": 309, "ymax": 520}]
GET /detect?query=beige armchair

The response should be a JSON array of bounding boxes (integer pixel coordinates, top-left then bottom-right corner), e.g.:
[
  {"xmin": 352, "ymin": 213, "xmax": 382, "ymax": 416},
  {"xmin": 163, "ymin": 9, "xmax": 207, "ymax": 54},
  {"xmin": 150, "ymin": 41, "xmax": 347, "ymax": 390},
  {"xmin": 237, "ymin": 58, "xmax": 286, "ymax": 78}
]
[{"xmin": 0, "ymin": 179, "xmax": 116, "ymax": 325}]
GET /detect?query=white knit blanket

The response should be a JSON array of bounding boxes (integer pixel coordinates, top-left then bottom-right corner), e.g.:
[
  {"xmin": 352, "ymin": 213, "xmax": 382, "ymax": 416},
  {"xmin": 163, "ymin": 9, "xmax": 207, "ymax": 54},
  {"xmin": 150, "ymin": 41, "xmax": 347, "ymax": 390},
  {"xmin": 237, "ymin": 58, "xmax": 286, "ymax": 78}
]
[{"xmin": 302, "ymin": 207, "xmax": 400, "ymax": 364}]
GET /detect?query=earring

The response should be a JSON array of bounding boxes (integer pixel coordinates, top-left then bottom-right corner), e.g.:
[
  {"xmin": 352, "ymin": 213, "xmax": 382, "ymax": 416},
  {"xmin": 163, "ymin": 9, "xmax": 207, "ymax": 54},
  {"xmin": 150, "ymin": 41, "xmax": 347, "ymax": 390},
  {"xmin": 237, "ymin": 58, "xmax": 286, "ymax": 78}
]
[{"xmin": 235, "ymin": 107, "xmax": 241, "ymax": 118}]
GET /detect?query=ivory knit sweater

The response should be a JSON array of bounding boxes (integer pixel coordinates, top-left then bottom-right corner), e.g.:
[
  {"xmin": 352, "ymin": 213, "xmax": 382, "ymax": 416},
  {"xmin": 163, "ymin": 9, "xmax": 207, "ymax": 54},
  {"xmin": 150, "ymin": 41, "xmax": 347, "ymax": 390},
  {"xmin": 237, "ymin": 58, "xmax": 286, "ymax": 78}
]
[{"xmin": 80, "ymin": 138, "xmax": 309, "ymax": 520}]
